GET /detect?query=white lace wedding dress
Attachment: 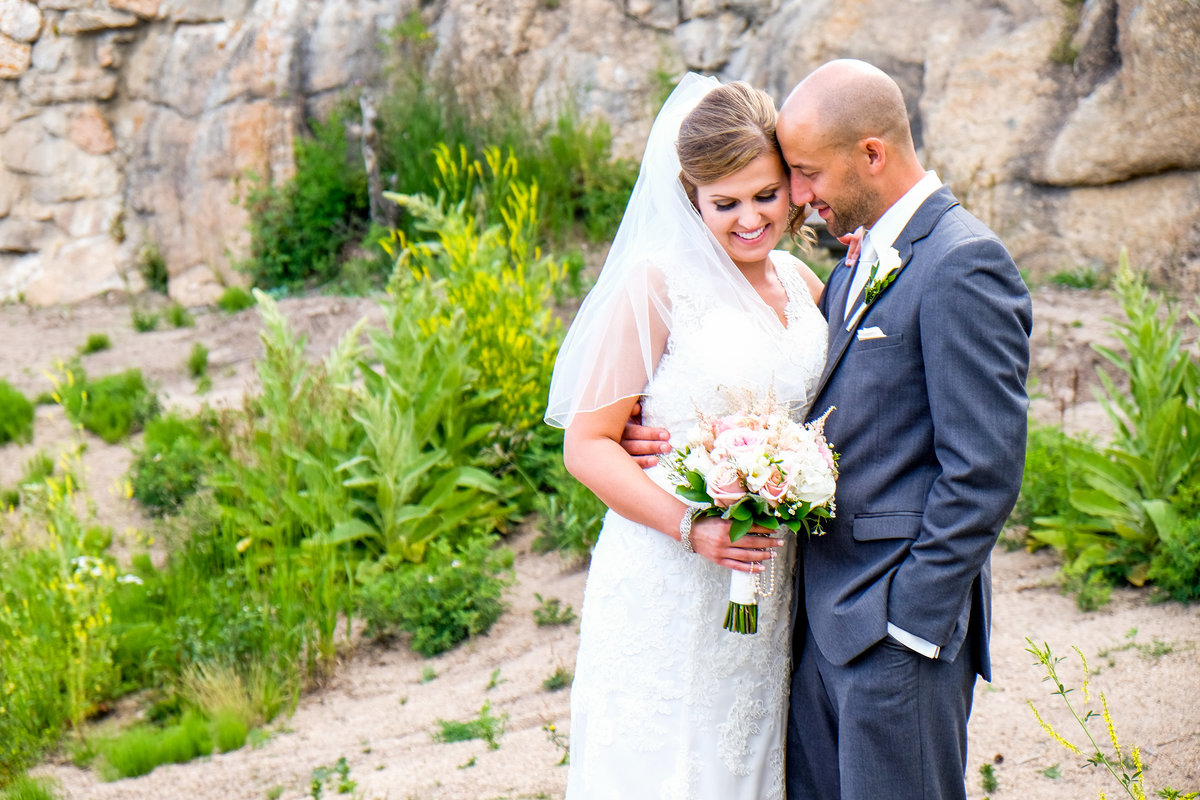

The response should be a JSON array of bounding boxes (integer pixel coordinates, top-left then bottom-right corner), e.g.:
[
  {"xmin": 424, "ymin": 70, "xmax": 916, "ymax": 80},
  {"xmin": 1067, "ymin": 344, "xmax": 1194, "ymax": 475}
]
[{"xmin": 565, "ymin": 251, "xmax": 829, "ymax": 800}]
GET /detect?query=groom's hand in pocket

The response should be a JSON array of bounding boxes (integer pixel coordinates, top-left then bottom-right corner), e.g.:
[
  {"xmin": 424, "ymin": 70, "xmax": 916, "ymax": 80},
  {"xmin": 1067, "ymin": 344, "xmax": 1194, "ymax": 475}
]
[
  {"xmin": 691, "ymin": 518, "xmax": 784, "ymax": 573},
  {"xmin": 620, "ymin": 400, "xmax": 672, "ymax": 468}
]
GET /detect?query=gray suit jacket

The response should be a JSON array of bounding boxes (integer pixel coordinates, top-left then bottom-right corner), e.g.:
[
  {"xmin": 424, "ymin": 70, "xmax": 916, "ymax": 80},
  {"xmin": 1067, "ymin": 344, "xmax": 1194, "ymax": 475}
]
[{"xmin": 801, "ymin": 186, "xmax": 1032, "ymax": 681}]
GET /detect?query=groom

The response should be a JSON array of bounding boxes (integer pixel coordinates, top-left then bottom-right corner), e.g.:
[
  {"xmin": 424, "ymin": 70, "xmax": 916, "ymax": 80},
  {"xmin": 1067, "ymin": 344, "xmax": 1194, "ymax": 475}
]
[{"xmin": 622, "ymin": 59, "xmax": 1032, "ymax": 799}]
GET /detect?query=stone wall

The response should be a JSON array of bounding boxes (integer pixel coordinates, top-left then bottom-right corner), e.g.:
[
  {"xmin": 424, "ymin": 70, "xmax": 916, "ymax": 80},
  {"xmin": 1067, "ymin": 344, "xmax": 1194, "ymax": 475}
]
[{"xmin": 2, "ymin": 0, "xmax": 1198, "ymax": 304}]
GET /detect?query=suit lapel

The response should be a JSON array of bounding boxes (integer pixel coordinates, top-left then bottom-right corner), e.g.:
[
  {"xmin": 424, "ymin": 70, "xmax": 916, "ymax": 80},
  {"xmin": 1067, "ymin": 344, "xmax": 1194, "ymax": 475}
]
[{"xmin": 810, "ymin": 187, "xmax": 961, "ymax": 404}]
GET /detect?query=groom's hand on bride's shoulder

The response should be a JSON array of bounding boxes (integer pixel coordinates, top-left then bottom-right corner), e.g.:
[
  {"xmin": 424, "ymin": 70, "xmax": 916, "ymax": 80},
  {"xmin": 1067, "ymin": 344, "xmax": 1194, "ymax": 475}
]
[{"xmin": 620, "ymin": 401, "xmax": 672, "ymax": 467}]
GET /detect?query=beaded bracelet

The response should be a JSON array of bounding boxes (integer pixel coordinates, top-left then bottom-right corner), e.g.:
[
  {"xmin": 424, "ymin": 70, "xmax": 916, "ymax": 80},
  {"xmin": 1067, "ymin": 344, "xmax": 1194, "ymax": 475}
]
[{"xmin": 679, "ymin": 506, "xmax": 702, "ymax": 553}]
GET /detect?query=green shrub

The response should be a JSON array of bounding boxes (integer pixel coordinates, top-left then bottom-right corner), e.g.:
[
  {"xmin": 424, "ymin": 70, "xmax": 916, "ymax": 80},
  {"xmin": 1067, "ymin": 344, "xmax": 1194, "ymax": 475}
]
[
  {"xmin": 59, "ymin": 367, "xmax": 160, "ymax": 443},
  {"xmin": 80, "ymin": 332, "xmax": 112, "ymax": 354},
  {"xmin": 1147, "ymin": 479, "xmax": 1200, "ymax": 601},
  {"xmin": 216, "ymin": 285, "xmax": 255, "ymax": 313},
  {"xmin": 1031, "ymin": 254, "xmax": 1200, "ymax": 603},
  {"xmin": 211, "ymin": 707, "xmax": 250, "ymax": 753},
  {"xmin": 1012, "ymin": 423, "xmax": 1094, "ymax": 529},
  {"xmin": 127, "ymin": 412, "xmax": 222, "ymax": 515},
  {"xmin": 167, "ymin": 303, "xmax": 195, "ymax": 328},
  {"xmin": 187, "ymin": 342, "xmax": 208, "ymax": 379},
  {"xmin": 0, "ymin": 379, "xmax": 34, "ymax": 445},
  {"xmin": 138, "ymin": 241, "xmax": 169, "ymax": 294},
  {"xmin": 131, "ymin": 309, "xmax": 159, "ymax": 332},
  {"xmin": 238, "ymin": 108, "xmax": 368, "ymax": 289},
  {"xmin": 358, "ymin": 536, "xmax": 513, "ymax": 657}
]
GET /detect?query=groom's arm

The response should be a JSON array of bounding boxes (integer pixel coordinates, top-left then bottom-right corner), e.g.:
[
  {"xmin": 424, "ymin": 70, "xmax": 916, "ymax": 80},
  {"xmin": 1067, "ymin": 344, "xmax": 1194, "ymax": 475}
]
[{"xmin": 887, "ymin": 233, "xmax": 1032, "ymax": 650}]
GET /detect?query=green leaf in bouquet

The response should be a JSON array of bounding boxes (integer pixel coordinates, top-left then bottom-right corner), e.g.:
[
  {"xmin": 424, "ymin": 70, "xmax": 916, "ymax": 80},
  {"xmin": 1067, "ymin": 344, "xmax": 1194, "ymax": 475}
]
[{"xmin": 728, "ymin": 515, "xmax": 753, "ymax": 542}]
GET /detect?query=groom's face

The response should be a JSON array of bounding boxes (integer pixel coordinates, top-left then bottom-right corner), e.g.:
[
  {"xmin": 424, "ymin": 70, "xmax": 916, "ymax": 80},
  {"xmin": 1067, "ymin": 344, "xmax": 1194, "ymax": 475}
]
[{"xmin": 778, "ymin": 117, "xmax": 877, "ymax": 238}]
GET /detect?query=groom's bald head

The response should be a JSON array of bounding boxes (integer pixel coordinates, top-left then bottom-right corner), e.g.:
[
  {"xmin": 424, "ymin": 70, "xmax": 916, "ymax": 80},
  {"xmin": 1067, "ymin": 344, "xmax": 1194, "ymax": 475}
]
[{"xmin": 779, "ymin": 59, "xmax": 914, "ymax": 154}]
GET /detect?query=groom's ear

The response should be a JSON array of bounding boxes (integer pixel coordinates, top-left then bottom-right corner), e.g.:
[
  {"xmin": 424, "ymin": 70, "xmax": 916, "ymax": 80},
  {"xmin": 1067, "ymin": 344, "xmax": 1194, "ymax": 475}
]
[{"xmin": 862, "ymin": 138, "xmax": 886, "ymax": 173}]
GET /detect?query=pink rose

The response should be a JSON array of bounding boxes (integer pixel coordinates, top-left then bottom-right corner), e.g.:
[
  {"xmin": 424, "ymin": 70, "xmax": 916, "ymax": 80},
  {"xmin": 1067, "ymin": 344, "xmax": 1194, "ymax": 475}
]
[
  {"xmin": 816, "ymin": 438, "xmax": 836, "ymax": 473},
  {"xmin": 712, "ymin": 427, "xmax": 768, "ymax": 465},
  {"xmin": 705, "ymin": 461, "xmax": 746, "ymax": 508},
  {"xmin": 758, "ymin": 469, "xmax": 790, "ymax": 508}
]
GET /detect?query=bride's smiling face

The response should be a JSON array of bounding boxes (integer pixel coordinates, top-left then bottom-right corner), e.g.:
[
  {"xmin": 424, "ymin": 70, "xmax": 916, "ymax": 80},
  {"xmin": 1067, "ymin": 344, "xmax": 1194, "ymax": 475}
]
[{"xmin": 694, "ymin": 153, "xmax": 792, "ymax": 272}]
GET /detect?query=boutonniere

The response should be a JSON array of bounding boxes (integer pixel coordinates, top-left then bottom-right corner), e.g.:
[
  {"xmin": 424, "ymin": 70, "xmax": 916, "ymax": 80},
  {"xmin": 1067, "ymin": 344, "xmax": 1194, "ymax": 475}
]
[{"xmin": 863, "ymin": 246, "xmax": 902, "ymax": 305}]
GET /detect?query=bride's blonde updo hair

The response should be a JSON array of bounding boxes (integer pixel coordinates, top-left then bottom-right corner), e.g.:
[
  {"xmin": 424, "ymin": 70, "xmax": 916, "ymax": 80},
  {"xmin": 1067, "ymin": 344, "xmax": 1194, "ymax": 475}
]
[{"xmin": 676, "ymin": 81, "xmax": 811, "ymax": 243}]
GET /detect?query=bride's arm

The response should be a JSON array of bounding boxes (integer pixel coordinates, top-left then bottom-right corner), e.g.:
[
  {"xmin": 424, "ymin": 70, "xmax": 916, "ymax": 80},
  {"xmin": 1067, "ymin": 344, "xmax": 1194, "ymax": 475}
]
[{"xmin": 565, "ymin": 400, "xmax": 782, "ymax": 573}]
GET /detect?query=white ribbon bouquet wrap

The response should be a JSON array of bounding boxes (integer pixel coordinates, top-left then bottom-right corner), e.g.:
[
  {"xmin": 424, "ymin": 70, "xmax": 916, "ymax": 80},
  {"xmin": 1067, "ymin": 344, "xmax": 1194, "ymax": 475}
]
[{"xmin": 667, "ymin": 397, "xmax": 838, "ymax": 634}]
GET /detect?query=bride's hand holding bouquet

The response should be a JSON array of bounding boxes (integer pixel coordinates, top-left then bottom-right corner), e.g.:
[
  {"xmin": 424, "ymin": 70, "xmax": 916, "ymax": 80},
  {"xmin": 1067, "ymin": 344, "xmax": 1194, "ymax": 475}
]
[{"xmin": 666, "ymin": 396, "xmax": 838, "ymax": 634}]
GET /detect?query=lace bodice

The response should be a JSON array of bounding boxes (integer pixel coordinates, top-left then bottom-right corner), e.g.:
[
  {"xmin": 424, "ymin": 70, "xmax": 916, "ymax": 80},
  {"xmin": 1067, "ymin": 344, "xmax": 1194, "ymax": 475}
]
[{"xmin": 643, "ymin": 250, "xmax": 828, "ymax": 446}]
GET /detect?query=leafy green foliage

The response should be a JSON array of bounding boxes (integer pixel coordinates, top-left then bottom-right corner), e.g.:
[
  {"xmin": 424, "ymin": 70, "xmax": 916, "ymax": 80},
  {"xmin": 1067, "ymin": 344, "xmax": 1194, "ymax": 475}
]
[
  {"xmin": 80, "ymin": 332, "xmax": 111, "ymax": 355},
  {"xmin": 127, "ymin": 412, "xmax": 223, "ymax": 515},
  {"xmin": 532, "ymin": 594, "xmax": 577, "ymax": 627},
  {"xmin": 358, "ymin": 536, "xmax": 513, "ymax": 657},
  {"xmin": 57, "ymin": 366, "xmax": 160, "ymax": 444},
  {"xmin": 216, "ymin": 285, "xmax": 255, "ymax": 313},
  {"xmin": 138, "ymin": 241, "xmax": 169, "ymax": 294},
  {"xmin": 167, "ymin": 303, "xmax": 194, "ymax": 328},
  {"xmin": 542, "ymin": 665, "xmax": 572, "ymax": 692},
  {"xmin": 1012, "ymin": 423, "xmax": 1094, "ymax": 529},
  {"xmin": 187, "ymin": 342, "xmax": 208, "ymax": 379},
  {"xmin": 95, "ymin": 711, "xmax": 213, "ymax": 780},
  {"xmin": 1030, "ymin": 255, "xmax": 1200, "ymax": 604},
  {"xmin": 131, "ymin": 308, "xmax": 159, "ymax": 332},
  {"xmin": 238, "ymin": 109, "xmax": 368, "ymax": 288},
  {"xmin": 433, "ymin": 701, "xmax": 508, "ymax": 749},
  {"xmin": 0, "ymin": 379, "xmax": 34, "ymax": 445}
]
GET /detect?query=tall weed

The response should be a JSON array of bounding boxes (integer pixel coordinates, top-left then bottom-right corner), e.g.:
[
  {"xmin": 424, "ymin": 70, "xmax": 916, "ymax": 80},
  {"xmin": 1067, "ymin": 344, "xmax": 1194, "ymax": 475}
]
[{"xmin": 1031, "ymin": 255, "xmax": 1200, "ymax": 603}]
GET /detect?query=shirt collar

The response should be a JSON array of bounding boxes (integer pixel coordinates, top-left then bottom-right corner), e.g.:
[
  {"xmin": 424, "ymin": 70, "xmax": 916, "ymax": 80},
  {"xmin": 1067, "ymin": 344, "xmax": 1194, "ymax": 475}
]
[{"xmin": 865, "ymin": 170, "xmax": 942, "ymax": 254}]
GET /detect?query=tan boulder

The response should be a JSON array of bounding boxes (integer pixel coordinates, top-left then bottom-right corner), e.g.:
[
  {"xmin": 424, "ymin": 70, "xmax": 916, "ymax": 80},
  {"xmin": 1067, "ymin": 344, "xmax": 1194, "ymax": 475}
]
[
  {"xmin": 0, "ymin": 0, "xmax": 42, "ymax": 43},
  {"xmin": 68, "ymin": 106, "xmax": 116, "ymax": 155},
  {"xmin": 0, "ymin": 32, "xmax": 32, "ymax": 78}
]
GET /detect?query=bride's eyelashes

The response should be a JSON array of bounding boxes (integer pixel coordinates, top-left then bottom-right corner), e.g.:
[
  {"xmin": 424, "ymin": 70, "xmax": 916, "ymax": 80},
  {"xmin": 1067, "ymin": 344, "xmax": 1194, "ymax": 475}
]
[{"xmin": 713, "ymin": 190, "xmax": 781, "ymax": 212}]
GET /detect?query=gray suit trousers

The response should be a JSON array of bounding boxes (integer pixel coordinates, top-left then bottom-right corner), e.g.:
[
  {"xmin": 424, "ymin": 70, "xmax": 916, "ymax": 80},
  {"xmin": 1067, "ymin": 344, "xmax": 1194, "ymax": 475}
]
[{"xmin": 786, "ymin": 627, "xmax": 978, "ymax": 800}]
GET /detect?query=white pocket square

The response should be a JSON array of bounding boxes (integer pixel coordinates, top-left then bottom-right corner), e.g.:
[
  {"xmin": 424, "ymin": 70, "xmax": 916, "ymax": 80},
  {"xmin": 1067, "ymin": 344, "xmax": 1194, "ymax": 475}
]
[{"xmin": 856, "ymin": 326, "xmax": 887, "ymax": 341}]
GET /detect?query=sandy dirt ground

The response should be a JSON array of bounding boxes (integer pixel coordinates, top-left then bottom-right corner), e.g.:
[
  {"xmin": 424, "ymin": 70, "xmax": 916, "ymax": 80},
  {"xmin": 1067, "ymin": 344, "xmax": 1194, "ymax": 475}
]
[{"xmin": 0, "ymin": 287, "xmax": 1196, "ymax": 800}]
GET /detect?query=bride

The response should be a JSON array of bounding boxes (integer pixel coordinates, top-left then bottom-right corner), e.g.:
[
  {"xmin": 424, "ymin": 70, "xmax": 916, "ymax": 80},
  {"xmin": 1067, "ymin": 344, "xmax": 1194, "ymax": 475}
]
[{"xmin": 544, "ymin": 74, "xmax": 829, "ymax": 798}]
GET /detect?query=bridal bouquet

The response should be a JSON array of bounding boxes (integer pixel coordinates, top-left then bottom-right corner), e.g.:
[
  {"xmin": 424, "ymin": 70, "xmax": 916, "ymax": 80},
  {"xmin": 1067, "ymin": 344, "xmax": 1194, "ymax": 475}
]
[{"xmin": 666, "ymin": 398, "xmax": 837, "ymax": 634}]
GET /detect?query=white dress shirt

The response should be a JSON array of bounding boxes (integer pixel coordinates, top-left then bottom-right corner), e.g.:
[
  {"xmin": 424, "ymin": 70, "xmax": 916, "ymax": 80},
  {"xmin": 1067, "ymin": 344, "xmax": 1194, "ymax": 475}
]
[{"xmin": 843, "ymin": 170, "xmax": 943, "ymax": 321}]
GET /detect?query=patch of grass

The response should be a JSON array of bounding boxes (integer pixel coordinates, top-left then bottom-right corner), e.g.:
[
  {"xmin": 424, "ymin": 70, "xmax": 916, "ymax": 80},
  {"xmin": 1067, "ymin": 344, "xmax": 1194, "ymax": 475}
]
[
  {"xmin": 0, "ymin": 379, "xmax": 34, "ymax": 445},
  {"xmin": 433, "ymin": 701, "xmax": 507, "ymax": 750},
  {"xmin": 96, "ymin": 711, "xmax": 213, "ymax": 780},
  {"xmin": 80, "ymin": 332, "xmax": 112, "ymax": 355},
  {"xmin": 138, "ymin": 240, "xmax": 169, "ymax": 294},
  {"xmin": 1049, "ymin": 264, "xmax": 1107, "ymax": 289},
  {"xmin": 979, "ymin": 762, "xmax": 998, "ymax": 794},
  {"xmin": 167, "ymin": 303, "xmax": 195, "ymax": 328},
  {"xmin": 532, "ymin": 594, "xmax": 577, "ymax": 627},
  {"xmin": 187, "ymin": 342, "xmax": 209, "ymax": 379},
  {"xmin": 420, "ymin": 666, "xmax": 436, "ymax": 684},
  {"xmin": 542, "ymin": 665, "xmax": 572, "ymax": 692},
  {"xmin": 309, "ymin": 756, "xmax": 356, "ymax": 798},
  {"xmin": 216, "ymin": 285, "xmax": 256, "ymax": 313},
  {"xmin": 58, "ymin": 366, "xmax": 160, "ymax": 444},
  {"xmin": 131, "ymin": 308, "xmax": 159, "ymax": 332},
  {"xmin": 0, "ymin": 775, "xmax": 62, "ymax": 800}
]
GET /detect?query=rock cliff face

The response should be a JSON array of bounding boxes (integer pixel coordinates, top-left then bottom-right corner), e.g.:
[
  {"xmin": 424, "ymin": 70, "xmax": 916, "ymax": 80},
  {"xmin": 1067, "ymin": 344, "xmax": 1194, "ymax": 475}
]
[{"xmin": 2, "ymin": 0, "xmax": 1198, "ymax": 304}]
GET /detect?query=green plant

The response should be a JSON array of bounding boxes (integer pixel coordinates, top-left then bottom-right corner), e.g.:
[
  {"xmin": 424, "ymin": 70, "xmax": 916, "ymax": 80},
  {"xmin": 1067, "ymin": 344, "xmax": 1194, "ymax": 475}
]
[
  {"xmin": 358, "ymin": 535, "xmax": 513, "ymax": 657},
  {"xmin": 56, "ymin": 365, "xmax": 161, "ymax": 443},
  {"xmin": 979, "ymin": 762, "xmax": 998, "ymax": 793},
  {"xmin": 310, "ymin": 756, "xmax": 356, "ymax": 798},
  {"xmin": 433, "ymin": 701, "xmax": 508, "ymax": 750},
  {"xmin": 80, "ymin": 332, "xmax": 112, "ymax": 355},
  {"xmin": 216, "ymin": 285, "xmax": 256, "ymax": 313},
  {"xmin": 238, "ymin": 107, "xmax": 368, "ymax": 289},
  {"xmin": 96, "ymin": 710, "xmax": 213, "ymax": 780},
  {"xmin": 167, "ymin": 302, "xmax": 195, "ymax": 328},
  {"xmin": 1026, "ymin": 639, "xmax": 1198, "ymax": 800},
  {"xmin": 1050, "ymin": 264, "xmax": 1107, "ymax": 289},
  {"xmin": 131, "ymin": 308, "xmax": 159, "ymax": 332},
  {"xmin": 532, "ymin": 594, "xmax": 577, "ymax": 627},
  {"xmin": 485, "ymin": 668, "xmax": 506, "ymax": 690},
  {"xmin": 0, "ymin": 379, "xmax": 34, "ymax": 445},
  {"xmin": 127, "ymin": 412, "xmax": 222, "ymax": 515},
  {"xmin": 187, "ymin": 342, "xmax": 209, "ymax": 379},
  {"xmin": 542, "ymin": 665, "xmax": 572, "ymax": 692},
  {"xmin": 138, "ymin": 240, "xmax": 169, "ymax": 293},
  {"xmin": 1030, "ymin": 256, "xmax": 1200, "ymax": 604},
  {"xmin": 542, "ymin": 722, "xmax": 569, "ymax": 766},
  {"xmin": 0, "ymin": 776, "xmax": 61, "ymax": 800}
]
